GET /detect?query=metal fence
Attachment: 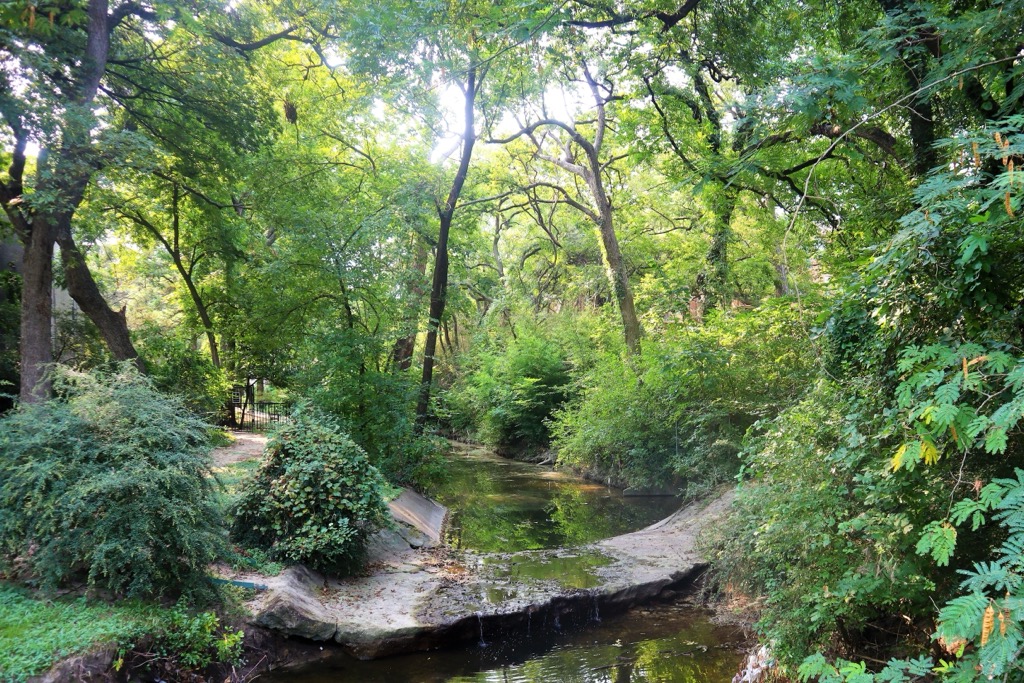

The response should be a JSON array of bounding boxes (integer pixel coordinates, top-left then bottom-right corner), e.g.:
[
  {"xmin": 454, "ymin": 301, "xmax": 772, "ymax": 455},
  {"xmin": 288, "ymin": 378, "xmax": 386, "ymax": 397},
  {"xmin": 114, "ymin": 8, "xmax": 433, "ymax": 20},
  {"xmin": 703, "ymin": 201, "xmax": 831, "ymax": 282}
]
[{"xmin": 232, "ymin": 400, "xmax": 291, "ymax": 432}]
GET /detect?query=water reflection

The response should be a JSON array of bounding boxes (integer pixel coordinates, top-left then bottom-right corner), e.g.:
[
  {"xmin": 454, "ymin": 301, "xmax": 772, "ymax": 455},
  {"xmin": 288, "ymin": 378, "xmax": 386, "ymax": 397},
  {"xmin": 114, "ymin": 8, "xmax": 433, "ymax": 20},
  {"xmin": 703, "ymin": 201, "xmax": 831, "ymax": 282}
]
[
  {"xmin": 481, "ymin": 551, "xmax": 614, "ymax": 602},
  {"xmin": 433, "ymin": 446, "xmax": 680, "ymax": 553},
  {"xmin": 259, "ymin": 603, "xmax": 746, "ymax": 683}
]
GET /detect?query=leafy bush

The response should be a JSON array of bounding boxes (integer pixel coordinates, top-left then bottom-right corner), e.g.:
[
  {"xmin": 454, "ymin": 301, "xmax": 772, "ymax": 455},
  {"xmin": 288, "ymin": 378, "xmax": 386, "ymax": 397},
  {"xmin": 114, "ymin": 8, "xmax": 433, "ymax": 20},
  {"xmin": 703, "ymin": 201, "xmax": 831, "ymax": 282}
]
[
  {"xmin": 298, "ymin": 329, "xmax": 447, "ymax": 488},
  {"xmin": 705, "ymin": 381, "xmax": 949, "ymax": 664},
  {"xmin": 133, "ymin": 606, "xmax": 244, "ymax": 678},
  {"xmin": 552, "ymin": 301, "xmax": 817, "ymax": 491},
  {"xmin": 229, "ymin": 408, "xmax": 390, "ymax": 573},
  {"xmin": 442, "ymin": 327, "xmax": 573, "ymax": 452},
  {"xmin": 0, "ymin": 364, "xmax": 223, "ymax": 599},
  {"xmin": 137, "ymin": 327, "xmax": 230, "ymax": 421},
  {"xmin": 797, "ymin": 468, "xmax": 1024, "ymax": 682}
]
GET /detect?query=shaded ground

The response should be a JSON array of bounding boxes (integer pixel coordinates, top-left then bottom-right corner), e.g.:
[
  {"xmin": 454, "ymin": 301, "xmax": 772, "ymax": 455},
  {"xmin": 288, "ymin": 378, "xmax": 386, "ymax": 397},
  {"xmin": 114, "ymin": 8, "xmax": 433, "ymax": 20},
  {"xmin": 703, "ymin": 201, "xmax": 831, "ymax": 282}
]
[{"xmin": 212, "ymin": 431, "xmax": 268, "ymax": 466}]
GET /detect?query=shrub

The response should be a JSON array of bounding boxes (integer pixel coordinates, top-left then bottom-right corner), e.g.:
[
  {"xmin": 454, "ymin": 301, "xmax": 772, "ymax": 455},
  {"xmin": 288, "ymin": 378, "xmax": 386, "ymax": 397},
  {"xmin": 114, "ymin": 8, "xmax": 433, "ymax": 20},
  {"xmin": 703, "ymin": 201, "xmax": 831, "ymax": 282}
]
[
  {"xmin": 702, "ymin": 382, "xmax": 934, "ymax": 664},
  {"xmin": 442, "ymin": 329, "xmax": 573, "ymax": 452},
  {"xmin": 132, "ymin": 607, "xmax": 244, "ymax": 678},
  {"xmin": 552, "ymin": 301, "xmax": 817, "ymax": 491},
  {"xmin": 0, "ymin": 364, "xmax": 223, "ymax": 599},
  {"xmin": 297, "ymin": 329, "xmax": 446, "ymax": 488},
  {"xmin": 229, "ymin": 408, "xmax": 390, "ymax": 573},
  {"xmin": 137, "ymin": 328, "xmax": 230, "ymax": 421}
]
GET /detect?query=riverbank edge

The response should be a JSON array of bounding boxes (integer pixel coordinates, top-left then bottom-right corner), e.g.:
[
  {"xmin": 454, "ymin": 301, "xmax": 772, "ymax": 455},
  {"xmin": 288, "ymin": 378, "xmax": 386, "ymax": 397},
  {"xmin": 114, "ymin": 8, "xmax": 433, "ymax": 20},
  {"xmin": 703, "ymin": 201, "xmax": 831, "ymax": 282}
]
[
  {"xmin": 22, "ymin": 467, "xmax": 736, "ymax": 681},
  {"xmin": 450, "ymin": 436, "xmax": 685, "ymax": 493},
  {"xmin": 239, "ymin": 487, "xmax": 736, "ymax": 665}
]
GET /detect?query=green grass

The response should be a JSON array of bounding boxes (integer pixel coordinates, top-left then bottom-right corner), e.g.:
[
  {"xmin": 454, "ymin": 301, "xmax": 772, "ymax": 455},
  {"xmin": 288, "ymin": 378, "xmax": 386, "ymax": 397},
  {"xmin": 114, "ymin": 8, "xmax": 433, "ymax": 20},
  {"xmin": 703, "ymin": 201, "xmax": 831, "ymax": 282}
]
[
  {"xmin": 0, "ymin": 451, "xmax": 271, "ymax": 682},
  {"xmin": 211, "ymin": 458, "xmax": 262, "ymax": 510},
  {"xmin": 207, "ymin": 428, "xmax": 236, "ymax": 448},
  {"xmin": 0, "ymin": 583, "xmax": 161, "ymax": 682}
]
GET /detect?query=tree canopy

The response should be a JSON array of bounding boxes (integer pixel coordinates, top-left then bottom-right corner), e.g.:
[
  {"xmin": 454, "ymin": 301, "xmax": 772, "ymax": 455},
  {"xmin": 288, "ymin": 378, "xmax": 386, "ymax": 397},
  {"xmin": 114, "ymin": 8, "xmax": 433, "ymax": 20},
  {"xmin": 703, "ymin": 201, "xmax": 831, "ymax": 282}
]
[{"xmin": 2, "ymin": 0, "xmax": 1024, "ymax": 677}]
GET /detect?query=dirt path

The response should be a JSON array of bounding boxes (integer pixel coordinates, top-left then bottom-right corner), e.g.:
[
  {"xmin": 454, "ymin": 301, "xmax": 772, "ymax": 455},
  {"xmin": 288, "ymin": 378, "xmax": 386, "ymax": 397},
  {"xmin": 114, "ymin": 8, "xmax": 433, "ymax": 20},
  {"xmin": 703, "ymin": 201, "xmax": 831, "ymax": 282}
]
[{"xmin": 212, "ymin": 431, "xmax": 267, "ymax": 466}]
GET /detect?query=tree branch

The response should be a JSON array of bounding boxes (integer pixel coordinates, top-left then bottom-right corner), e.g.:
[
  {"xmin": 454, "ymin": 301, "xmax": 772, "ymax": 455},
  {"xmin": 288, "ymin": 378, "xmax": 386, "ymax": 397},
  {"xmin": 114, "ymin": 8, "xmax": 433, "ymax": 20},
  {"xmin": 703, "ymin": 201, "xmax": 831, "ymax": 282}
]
[
  {"xmin": 211, "ymin": 25, "xmax": 301, "ymax": 53},
  {"xmin": 109, "ymin": 0, "xmax": 159, "ymax": 32},
  {"xmin": 567, "ymin": 0, "xmax": 702, "ymax": 31}
]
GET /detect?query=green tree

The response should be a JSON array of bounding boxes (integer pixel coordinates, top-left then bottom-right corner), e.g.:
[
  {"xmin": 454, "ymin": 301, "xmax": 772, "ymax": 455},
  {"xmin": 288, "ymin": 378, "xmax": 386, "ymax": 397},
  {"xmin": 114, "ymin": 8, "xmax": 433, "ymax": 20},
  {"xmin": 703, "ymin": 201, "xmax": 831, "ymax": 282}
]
[{"xmin": 0, "ymin": 0, "xmax": 321, "ymax": 402}]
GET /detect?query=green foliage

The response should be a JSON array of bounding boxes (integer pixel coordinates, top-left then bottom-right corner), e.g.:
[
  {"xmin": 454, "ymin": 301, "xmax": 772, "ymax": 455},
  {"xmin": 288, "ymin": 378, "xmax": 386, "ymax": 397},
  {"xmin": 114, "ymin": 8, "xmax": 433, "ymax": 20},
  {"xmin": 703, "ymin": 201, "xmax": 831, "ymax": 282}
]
[
  {"xmin": 705, "ymin": 380, "xmax": 943, "ymax": 664},
  {"xmin": 0, "ymin": 582, "xmax": 151, "ymax": 682},
  {"xmin": 142, "ymin": 606, "xmax": 244, "ymax": 676},
  {"xmin": 136, "ymin": 325, "xmax": 230, "ymax": 421},
  {"xmin": 792, "ymin": 469, "xmax": 1024, "ymax": 682},
  {"xmin": 299, "ymin": 331, "xmax": 447, "ymax": 488},
  {"xmin": 52, "ymin": 309, "xmax": 110, "ymax": 370},
  {"xmin": 5, "ymin": 0, "xmax": 1023, "ymax": 676},
  {"xmin": 0, "ymin": 364, "xmax": 223, "ymax": 599},
  {"xmin": 229, "ymin": 408, "xmax": 390, "ymax": 573},
  {"xmin": 442, "ymin": 327, "xmax": 573, "ymax": 451},
  {"xmin": 553, "ymin": 301, "xmax": 817, "ymax": 490},
  {"xmin": 711, "ymin": 102, "xmax": 1024, "ymax": 676},
  {"xmin": 0, "ymin": 582, "xmax": 244, "ymax": 683}
]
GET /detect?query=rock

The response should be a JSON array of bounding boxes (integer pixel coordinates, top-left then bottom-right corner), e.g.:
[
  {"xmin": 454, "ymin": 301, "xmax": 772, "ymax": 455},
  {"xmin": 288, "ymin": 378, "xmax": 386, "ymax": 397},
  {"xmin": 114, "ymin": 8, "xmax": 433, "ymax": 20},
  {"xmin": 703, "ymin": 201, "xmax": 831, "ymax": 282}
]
[
  {"xmin": 251, "ymin": 566, "xmax": 337, "ymax": 641},
  {"xmin": 365, "ymin": 527, "xmax": 417, "ymax": 566},
  {"xmin": 30, "ymin": 646, "xmax": 116, "ymax": 682},
  {"xmin": 395, "ymin": 523, "xmax": 432, "ymax": 549},
  {"xmin": 365, "ymin": 490, "xmax": 448, "ymax": 566}
]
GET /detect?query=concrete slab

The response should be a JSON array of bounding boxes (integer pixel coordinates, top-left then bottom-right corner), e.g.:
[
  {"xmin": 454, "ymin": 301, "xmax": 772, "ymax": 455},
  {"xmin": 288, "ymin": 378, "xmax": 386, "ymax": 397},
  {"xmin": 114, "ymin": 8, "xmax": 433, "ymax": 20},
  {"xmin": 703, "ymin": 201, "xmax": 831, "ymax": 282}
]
[
  {"xmin": 244, "ymin": 489, "xmax": 735, "ymax": 659},
  {"xmin": 387, "ymin": 488, "xmax": 448, "ymax": 545}
]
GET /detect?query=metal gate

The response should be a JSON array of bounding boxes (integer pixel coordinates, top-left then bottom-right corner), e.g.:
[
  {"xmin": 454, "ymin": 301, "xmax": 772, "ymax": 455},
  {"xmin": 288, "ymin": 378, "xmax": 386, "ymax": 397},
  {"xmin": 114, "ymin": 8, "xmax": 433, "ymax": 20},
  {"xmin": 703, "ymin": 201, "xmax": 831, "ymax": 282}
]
[{"xmin": 230, "ymin": 386, "xmax": 291, "ymax": 432}]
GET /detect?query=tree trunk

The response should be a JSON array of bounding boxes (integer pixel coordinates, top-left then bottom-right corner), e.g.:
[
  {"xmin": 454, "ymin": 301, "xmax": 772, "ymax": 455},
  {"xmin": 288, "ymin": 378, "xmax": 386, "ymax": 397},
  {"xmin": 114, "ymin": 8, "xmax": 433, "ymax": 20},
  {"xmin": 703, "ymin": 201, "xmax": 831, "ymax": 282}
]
[
  {"xmin": 877, "ymin": 0, "xmax": 938, "ymax": 176},
  {"xmin": 174, "ymin": 184, "xmax": 219, "ymax": 367},
  {"xmin": 56, "ymin": 229, "xmax": 142, "ymax": 369},
  {"xmin": 222, "ymin": 336, "xmax": 237, "ymax": 427},
  {"xmin": 188, "ymin": 285, "xmax": 220, "ymax": 368},
  {"xmin": 595, "ymin": 207, "xmax": 641, "ymax": 354},
  {"xmin": 579, "ymin": 130, "xmax": 641, "ymax": 353},
  {"xmin": 13, "ymin": 0, "xmax": 143, "ymax": 401},
  {"xmin": 691, "ymin": 191, "xmax": 736, "ymax": 320},
  {"xmin": 172, "ymin": 252, "xmax": 220, "ymax": 368},
  {"xmin": 773, "ymin": 245, "xmax": 790, "ymax": 296},
  {"xmin": 416, "ymin": 210, "xmax": 455, "ymax": 423},
  {"xmin": 492, "ymin": 213, "xmax": 505, "ymax": 280},
  {"xmin": 18, "ymin": 221, "xmax": 56, "ymax": 403},
  {"xmin": 416, "ymin": 67, "xmax": 479, "ymax": 425},
  {"xmin": 391, "ymin": 235, "xmax": 429, "ymax": 371}
]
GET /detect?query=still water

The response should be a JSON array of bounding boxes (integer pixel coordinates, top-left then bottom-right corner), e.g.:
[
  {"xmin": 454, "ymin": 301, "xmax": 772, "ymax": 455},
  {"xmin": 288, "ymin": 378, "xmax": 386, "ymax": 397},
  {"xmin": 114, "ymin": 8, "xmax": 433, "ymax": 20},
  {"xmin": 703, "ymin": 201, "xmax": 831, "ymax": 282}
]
[
  {"xmin": 257, "ymin": 445, "xmax": 746, "ymax": 682},
  {"xmin": 432, "ymin": 444, "xmax": 681, "ymax": 553},
  {"xmin": 261, "ymin": 601, "xmax": 746, "ymax": 682}
]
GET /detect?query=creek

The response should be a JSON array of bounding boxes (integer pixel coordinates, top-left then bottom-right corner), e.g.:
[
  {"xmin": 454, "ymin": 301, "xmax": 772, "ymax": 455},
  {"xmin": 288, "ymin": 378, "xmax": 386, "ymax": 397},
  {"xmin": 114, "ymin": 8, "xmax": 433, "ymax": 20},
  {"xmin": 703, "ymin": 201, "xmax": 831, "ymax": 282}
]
[
  {"xmin": 434, "ymin": 443, "xmax": 682, "ymax": 553},
  {"xmin": 257, "ymin": 444, "xmax": 746, "ymax": 682}
]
